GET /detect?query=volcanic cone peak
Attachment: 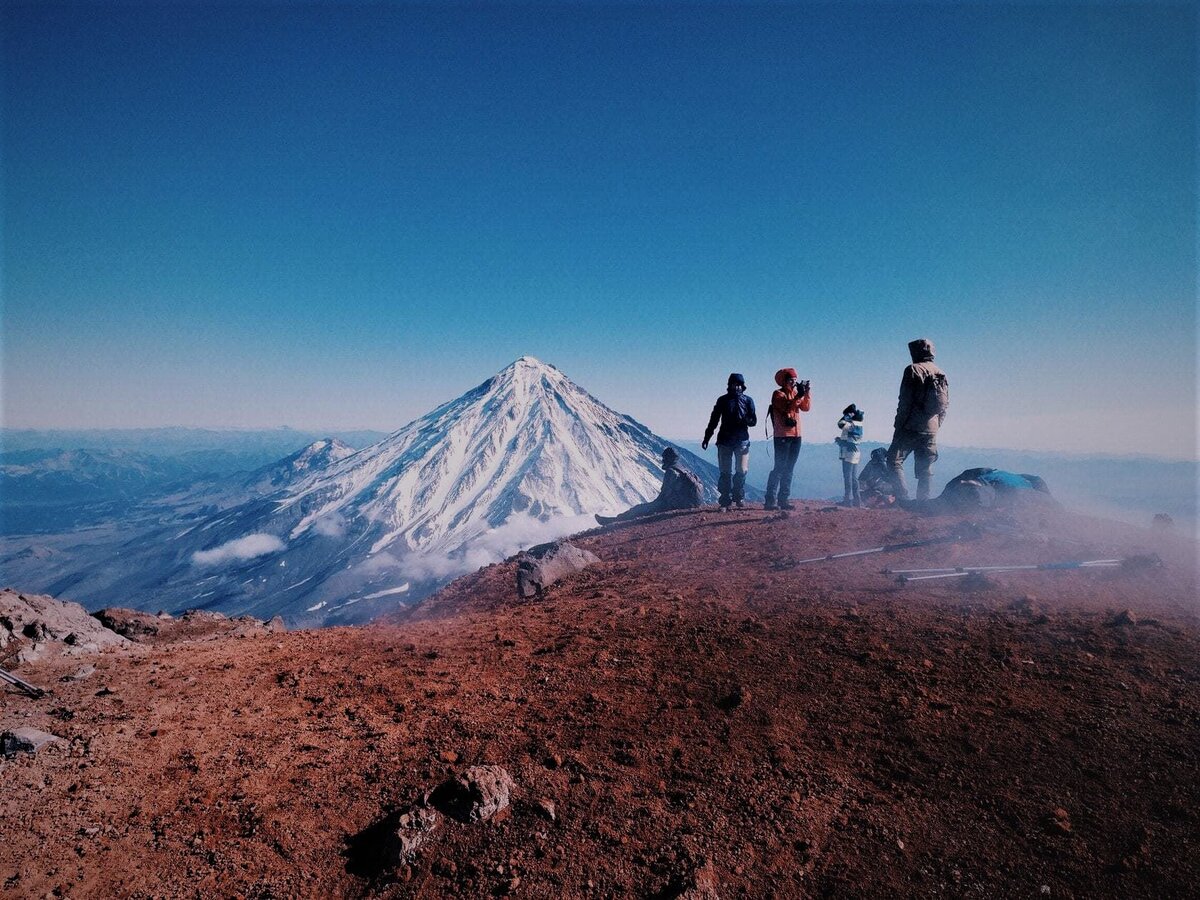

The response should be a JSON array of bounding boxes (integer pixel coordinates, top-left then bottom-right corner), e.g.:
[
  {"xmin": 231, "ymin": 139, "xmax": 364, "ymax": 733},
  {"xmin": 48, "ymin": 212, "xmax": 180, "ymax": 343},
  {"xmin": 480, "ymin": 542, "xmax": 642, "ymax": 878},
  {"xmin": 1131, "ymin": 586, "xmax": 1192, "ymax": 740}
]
[{"xmin": 280, "ymin": 355, "xmax": 706, "ymax": 557}]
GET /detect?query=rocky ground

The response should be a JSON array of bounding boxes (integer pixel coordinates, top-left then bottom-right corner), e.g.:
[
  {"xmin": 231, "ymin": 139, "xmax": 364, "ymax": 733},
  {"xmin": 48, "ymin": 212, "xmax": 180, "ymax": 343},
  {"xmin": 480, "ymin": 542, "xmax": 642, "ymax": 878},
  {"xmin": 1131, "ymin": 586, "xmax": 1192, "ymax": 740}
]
[{"xmin": 1, "ymin": 503, "xmax": 1197, "ymax": 898}]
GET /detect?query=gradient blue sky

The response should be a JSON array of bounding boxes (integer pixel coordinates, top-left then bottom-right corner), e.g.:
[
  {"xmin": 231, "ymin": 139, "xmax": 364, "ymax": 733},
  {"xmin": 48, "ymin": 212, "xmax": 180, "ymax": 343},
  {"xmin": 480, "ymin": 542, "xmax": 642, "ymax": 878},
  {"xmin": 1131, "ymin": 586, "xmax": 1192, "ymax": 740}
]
[{"xmin": 2, "ymin": 2, "xmax": 1195, "ymax": 458}]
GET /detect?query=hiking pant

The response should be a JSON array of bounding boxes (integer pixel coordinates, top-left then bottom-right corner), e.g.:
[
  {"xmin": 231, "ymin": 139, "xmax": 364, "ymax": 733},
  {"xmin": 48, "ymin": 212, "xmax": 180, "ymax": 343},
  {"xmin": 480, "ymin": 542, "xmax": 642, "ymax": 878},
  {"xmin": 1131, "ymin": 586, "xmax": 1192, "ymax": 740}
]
[
  {"xmin": 887, "ymin": 429, "xmax": 938, "ymax": 501},
  {"xmin": 717, "ymin": 441, "xmax": 751, "ymax": 506},
  {"xmin": 842, "ymin": 460, "xmax": 860, "ymax": 504},
  {"xmin": 612, "ymin": 498, "xmax": 666, "ymax": 523},
  {"xmin": 765, "ymin": 437, "xmax": 802, "ymax": 506}
]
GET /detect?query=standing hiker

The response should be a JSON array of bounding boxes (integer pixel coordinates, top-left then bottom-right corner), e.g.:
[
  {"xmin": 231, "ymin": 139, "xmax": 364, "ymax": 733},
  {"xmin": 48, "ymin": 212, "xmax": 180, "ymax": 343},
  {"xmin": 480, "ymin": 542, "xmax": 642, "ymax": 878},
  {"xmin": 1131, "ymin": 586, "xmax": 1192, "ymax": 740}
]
[
  {"xmin": 764, "ymin": 368, "xmax": 811, "ymax": 511},
  {"xmin": 595, "ymin": 446, "xmax": 703, "ymax": 524},
  {"xmin": 702, "ymin": 373, "xmax": 757, "ymax": 510},
  {"xmin": 886, "ymin": 338, "xmax": 950, "ymax": 502},
  {"xmin": 836, "ymin": 404, "xmax": 864, "ymax": 507}
]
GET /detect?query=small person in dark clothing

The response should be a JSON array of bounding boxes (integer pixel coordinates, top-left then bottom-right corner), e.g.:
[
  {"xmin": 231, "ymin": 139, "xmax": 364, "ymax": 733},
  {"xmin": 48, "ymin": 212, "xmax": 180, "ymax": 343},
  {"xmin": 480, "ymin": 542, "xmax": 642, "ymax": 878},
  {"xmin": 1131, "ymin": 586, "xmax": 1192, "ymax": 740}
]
[
  {"xmin": 702, "ymin": 373, "xmax": 758, "ymax": 510},
  {"xmin": 858, "ymin": 447, "xmax": 895, "ymax": 508},
  {"xmin": 595, "ymin": 447, "xmax": 703, "ymax": 525}
]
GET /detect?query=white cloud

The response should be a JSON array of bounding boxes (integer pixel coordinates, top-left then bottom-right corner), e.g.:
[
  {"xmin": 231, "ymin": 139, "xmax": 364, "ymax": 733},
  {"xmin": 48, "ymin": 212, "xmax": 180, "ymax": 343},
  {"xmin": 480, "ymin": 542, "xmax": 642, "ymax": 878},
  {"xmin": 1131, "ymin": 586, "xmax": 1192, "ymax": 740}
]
[
  {"xmin": 312, "ymin": 512, "xmax": 348, "ymax": 538},
  {"xmin": 192, "ymin": 533, "xmax": 286, "ymax": 567},
  {"xmin": 402, "ymin": 512, "xmax": 596, "ymax": 582}
]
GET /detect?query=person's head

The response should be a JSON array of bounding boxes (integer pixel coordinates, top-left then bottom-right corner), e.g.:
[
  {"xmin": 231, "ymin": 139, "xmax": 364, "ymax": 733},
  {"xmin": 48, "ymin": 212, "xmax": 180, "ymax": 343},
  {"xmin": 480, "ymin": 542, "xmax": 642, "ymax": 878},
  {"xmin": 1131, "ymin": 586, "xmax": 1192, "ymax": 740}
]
[
  {"xmin": 774, "ymin": 367, "xmax": 798, "ymax": 389},
  {"xmin": 871, "ymin": 447, "xmax": 888, "ymax": 462},
  {"xmin": 727, "ymin": 373, "xmax": 746, "ymax": 393},
  {"xmin": 842, "ymin": 403, "xmax": 857, "ymax": 418},
  {"xmin": 853, "ymin": 409, "xmax": 865, "ymax": 422},
  {"xmin": 661, "ymin": 446, "xmax": 679, "ymax": 469},
  {"xmin": 908, "ymin": 338, "xmax": 935, "ymax": 363}
]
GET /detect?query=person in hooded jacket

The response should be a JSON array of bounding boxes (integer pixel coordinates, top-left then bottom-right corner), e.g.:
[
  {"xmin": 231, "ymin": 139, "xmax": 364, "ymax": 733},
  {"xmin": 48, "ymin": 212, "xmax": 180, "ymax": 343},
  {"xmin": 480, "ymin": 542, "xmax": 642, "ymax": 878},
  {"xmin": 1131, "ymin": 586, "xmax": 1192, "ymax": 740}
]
[
  {"xmin": 702, "ymin": 373, "xmax": 757, "ymax": 510},
  {"xmin": 887, "ymin": 338, "xmax": 950, "ymax": 501},
  {"xmin": 763, "ymin": 368, "xmax": 811, "ymax": 511}
]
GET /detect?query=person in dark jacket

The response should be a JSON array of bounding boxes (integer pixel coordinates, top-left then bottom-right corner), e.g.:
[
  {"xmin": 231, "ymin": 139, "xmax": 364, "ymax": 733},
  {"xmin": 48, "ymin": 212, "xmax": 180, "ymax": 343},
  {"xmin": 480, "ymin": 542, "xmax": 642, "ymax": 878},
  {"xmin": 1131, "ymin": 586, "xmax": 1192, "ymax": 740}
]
[
  {"xmin": 858, "ymin": 447, "xmax": 895, "ymax": 507},
  {"xmin": 887, "ymin": 338, "xmax": 950, "ymax": 501},
  {"xmin": 595, "ymin": 447, "xmax": 703, "ymax": 524},
  {"xmin": 702, "ymin": 373, "xmax": 758, "ymax": 510}
]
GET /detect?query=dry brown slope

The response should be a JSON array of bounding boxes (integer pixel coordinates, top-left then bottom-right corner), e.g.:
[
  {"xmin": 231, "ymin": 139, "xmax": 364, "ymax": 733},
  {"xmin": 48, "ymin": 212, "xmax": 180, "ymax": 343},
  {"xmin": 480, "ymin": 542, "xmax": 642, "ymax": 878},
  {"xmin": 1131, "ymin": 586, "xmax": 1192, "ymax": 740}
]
[{"xmin": 1, "ymin": 503, "xmax": 1197, "ymax": 898}]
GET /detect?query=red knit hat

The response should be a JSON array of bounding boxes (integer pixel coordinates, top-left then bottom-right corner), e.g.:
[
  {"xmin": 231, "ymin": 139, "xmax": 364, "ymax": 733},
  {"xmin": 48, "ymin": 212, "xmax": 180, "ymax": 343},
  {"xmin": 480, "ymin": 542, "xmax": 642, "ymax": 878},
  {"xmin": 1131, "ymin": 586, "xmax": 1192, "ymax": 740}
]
[{"xmin": 774, "ymin": 367, "xmax": 798, "ymax": 387}]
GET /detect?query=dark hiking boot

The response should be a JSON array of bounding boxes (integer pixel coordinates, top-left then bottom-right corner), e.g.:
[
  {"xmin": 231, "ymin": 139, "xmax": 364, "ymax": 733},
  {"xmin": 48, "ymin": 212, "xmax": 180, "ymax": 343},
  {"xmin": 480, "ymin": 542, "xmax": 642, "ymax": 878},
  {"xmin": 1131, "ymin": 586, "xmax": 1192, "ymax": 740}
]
[
  {"xmin": 734, "ymin": 500, "xmax": 745, "ymax": 510},
  {"xmin": 763, "ymin": 500, "xmax": 777, "ymax": 511},
  {"xmin": 778, "ymin": 500, "xmax": 795, "ymax": 511}
]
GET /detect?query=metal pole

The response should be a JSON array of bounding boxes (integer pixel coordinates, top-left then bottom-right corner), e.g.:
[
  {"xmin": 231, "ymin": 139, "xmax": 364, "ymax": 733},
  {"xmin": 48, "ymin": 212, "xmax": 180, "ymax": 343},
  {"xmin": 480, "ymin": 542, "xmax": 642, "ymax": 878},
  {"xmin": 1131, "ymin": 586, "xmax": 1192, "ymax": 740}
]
[
  {"xmin": 897, "ymin": 559, "xmax": 1125, "ymax": 583},
  {"xmin": 793, "ymin": 532, "xmax": 971, "ymax": 566},
  {"xmin": 0, "ymin": 666, "xmax": 45, "ymax": 698}
]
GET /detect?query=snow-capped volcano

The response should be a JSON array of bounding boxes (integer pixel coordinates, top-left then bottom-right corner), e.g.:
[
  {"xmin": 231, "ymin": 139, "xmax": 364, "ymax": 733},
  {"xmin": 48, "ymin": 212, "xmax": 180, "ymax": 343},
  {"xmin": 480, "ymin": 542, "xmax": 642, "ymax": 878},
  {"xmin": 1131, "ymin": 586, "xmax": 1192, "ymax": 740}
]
[
  {"xmin": 66, "ymin": 358, "xmax": 717, "ymax": 626},
  {"xmin": 280, "ymin": 356, "xmax": 703, "ymax": 557}
]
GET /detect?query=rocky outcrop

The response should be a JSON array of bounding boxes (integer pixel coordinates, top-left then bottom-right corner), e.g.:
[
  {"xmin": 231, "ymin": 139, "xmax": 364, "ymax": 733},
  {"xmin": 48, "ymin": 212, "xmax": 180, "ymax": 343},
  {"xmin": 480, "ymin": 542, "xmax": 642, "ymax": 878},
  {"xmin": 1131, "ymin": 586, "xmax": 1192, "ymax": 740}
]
[
  {"xmin": 1, "ymin": 588, "xmax": 132, "ymax": 660},
  {"xmin": 516, "ymin": 541, "xmax": 599, "ymax": 599},
  {"xmin": 430, "ymin": 765, "xmax": 515, "ymax": 823}
]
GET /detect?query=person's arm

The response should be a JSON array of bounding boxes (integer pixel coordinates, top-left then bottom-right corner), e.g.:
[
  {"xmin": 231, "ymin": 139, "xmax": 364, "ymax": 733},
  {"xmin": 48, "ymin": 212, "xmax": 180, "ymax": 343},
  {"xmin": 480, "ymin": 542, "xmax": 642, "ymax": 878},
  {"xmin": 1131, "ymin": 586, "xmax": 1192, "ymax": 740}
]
[
  {"xmin": 744, "ymin": 396, "xmax": 757, "ymax": 429},
  {"xmin": 702, "ymin": 399, "xmax": 722, "ymax": 449},
  {"xmin": 938, "ymin": 377, "xmax": 949, "ymax": 426},
  {"xmin": 798, "ymin": 390, "xmax": 812, "ymax": 413},
  {"xmin": 894, "ymin": 367, "xmax": 916, "ymax": 429}
]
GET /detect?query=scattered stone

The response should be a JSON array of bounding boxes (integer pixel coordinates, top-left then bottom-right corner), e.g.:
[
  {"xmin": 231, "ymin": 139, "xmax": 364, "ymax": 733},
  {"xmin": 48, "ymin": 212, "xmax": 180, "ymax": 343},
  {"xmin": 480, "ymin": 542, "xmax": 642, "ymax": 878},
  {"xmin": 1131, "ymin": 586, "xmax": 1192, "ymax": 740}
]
[
  {"xmin": 1111, "ymin": 609, "xmax": 1138, "ymax": 627},
  {"xmin": 431, "ymin": 765, "xmax": 515, "ymax": 823},
  {"xmin": 440, "ymin": 750, "xmax": 460, "ymax": 764},
  {"xmin": 516, "ymin": 541, "xmax": 600, "ymax": 599},
  {"xmin": 2, "ymin": 727, "xmax": 64, "ymax": 757},
  {"xmin": 535, "ymin": 797, "xmax": 557, "ymax": 822},
  {"xmin": 1047, "ymin": 807, "xmax": 1072, "ymax": 834},
  {"xmin": 390, "ymin": 806, "xmax": 441, "ymax": 863},
  {"xmin": 265, "ymin": 616, "xmax": 287, "ymax": 633},
  {"xmin": 92, "ymin": 607, "xmax": 162, "ymax": 640},
  {"xmin": 62, "ymin": 665, "xmax": 96, "ymax": 682},
  {"xmin": 675, "ymin": 859, "xmax": 720, "ymax": 899}
]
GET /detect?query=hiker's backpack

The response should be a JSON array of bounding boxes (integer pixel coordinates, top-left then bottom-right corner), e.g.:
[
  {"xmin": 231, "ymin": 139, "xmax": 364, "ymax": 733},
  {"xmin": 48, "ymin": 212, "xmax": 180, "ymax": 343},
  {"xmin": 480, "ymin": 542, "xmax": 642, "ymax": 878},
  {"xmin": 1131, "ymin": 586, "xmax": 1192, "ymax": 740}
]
[{"xmin": 922, "ymin": 371, "xmax": 950, "ymax": 418}]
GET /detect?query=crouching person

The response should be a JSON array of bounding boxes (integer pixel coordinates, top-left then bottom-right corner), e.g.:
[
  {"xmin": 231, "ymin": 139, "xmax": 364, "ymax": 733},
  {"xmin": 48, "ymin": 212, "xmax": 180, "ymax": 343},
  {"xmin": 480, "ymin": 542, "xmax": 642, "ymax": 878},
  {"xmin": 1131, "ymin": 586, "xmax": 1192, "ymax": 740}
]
[{"xmin": 595, "ymin": 447, "xmax": 703, "ymax": 525}]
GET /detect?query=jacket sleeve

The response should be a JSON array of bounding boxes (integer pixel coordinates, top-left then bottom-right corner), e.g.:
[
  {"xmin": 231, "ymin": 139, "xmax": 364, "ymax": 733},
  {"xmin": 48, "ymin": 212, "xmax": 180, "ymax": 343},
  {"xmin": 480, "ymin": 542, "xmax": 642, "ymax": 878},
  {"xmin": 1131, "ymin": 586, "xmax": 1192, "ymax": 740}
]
[
  {"xmin": 703, "ymin": 399, "xmax": 722, "ymax": 443},
  {"xmin": 894, "ymin": 366, "xmax": 917, "ymax": 430},
  {"xmin": 938, "ymin": 378, "xmax": 949, "ymax": 426},
  {"xmin": 799, "ymin": 391, "xmax": 812, "ymax": 413},
  {"xmin": 744, "ymin": 397, "xmax": 757, "ymax": 428}
]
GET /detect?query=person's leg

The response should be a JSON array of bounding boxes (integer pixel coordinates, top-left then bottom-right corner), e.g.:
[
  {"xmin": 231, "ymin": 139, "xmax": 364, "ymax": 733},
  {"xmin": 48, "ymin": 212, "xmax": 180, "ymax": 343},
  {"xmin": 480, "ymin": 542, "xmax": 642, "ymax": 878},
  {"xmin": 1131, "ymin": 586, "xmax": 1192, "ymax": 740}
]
[
  {"xmin": 612, "ymin": 499, "xmax": 664, "ymax": 522},
  {"xmin": 778, "ymin": 437, "xmax": 801, "ymax": 507},
  {"xmin": 717, "ymin": 445, "xmax": 733, "ymax": 508},
  {"xmin": 732, "ymin": 441, "xmax": 750, "ymax": 504},
  {"xmin": 764, "ymin": 438, "xmax": 783, "ymax": 509},
  {"xmin": 850, "ymin": 461, "xmax": 860, "ymax": 504},
  {"xmin": 914, "ymin": 437, "xmax": 939, "ymax": 501},
  {"xmin": 842, "ymin": 460, "xmax": 854, "ymax": 503},
  {"xmin": 887, "ymin": 431, "xmax": 912, "ymax": 500}
]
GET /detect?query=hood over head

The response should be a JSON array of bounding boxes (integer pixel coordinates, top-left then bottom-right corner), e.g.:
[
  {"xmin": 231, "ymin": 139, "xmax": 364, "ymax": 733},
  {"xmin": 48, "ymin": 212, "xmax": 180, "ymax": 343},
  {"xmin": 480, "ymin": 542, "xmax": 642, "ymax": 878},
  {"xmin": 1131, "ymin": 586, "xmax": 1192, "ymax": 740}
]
[{"xmin": 908, "ymin": 338, "xmax": 935, "ymax": 363}]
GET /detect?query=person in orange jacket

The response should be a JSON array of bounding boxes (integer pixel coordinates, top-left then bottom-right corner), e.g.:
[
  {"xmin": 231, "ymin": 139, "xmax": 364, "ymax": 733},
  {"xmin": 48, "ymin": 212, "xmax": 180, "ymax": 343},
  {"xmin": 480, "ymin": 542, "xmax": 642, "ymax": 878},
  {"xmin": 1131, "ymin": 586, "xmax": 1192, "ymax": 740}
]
[{"xmin": 764, "ymin": 368, "xmax": 811, "ymax": 510}]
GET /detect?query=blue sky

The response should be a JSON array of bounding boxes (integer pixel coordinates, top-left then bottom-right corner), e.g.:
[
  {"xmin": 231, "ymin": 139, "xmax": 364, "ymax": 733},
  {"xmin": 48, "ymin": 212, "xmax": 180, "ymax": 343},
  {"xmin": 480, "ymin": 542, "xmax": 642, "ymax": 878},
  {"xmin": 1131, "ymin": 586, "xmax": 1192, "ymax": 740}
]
[{"xmin": 2, "ymin": 2, "xmax": 1195, "ymax": 458}]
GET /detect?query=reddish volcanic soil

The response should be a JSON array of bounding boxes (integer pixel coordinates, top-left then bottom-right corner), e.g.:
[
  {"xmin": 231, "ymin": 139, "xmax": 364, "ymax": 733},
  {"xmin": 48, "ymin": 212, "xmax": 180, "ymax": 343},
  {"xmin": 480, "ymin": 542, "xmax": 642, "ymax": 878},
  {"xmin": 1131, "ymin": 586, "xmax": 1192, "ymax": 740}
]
[{"xmin": 2, "ymin": 504, "xmax": 1198, "ymax": 899}]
